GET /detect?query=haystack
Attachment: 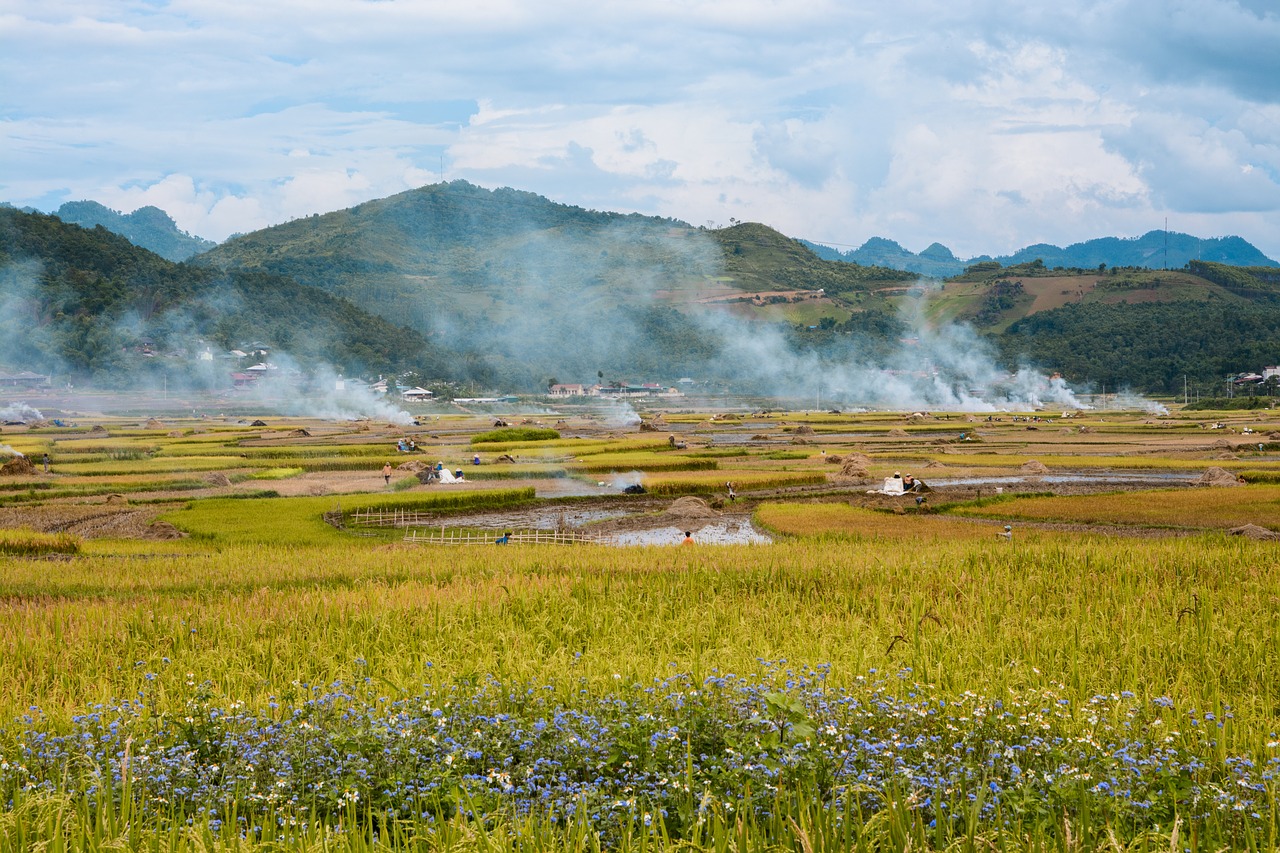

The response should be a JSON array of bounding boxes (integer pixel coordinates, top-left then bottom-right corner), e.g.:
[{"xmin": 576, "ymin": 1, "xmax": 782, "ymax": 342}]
[
  {"xmin": 144, "ymin": 418, "xmax": 166, "ymax": 429},
  {"xmin": 88, "ymin": 424, "xmax": 109, "ymax": 436},
  {"xmin": 204, "ymin": 472, "xmax": 232, "ymax": 487},
  {"xmin": 840, "ymin": 453, "xmax": 871, "ymax": 478},
  {"xmin": 289, "ymin": 428, "xmax": 312, "ymax": 437},
  {"xmin": 1229, "ymin": 524, "xmax": 1280, "ymax": 541},
  {"xmin": 638, "ymin": 421, "xmax": 660, "ymax": 432},
  {"xmin": 0, "ymin": 455, "xmax": 35, "ymax": 476},
  {"xmin": 397, "ymin": 460, "xmax": 428, "ymax": 472},
  {"xmin": 1020, "ymin": 460, "xmax": 1049, "ymax": 475},
  {"xmin": 794, "ymin": 424, "xmax": 815, "ymax": 435},
  {"xmin": 249, "ymin": 419, "xmax": 268, "ymax": 427},
  {"xmin": 663, "ymin": 496, "xmax": 720, "ymax": 520},
  {"xmin": 142, "ymin": 521, "xmax": 186, "ymax": 540},
  {"xmin": 1196, "ymin": 467, "xmax": 1241, "ymax": 487},
  {"xmin": 888, "ymin": 428, "xmax": 909, "ymax": 437}
]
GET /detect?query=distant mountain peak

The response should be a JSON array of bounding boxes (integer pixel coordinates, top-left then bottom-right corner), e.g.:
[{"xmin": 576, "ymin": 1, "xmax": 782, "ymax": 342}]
[
  {"xmin": 52, "ymin": 200, "xmax": 216, "ymax": 261},
  {"xmin": 811, "ymin": 231, "xmax": 1275, "ymax": 276}
]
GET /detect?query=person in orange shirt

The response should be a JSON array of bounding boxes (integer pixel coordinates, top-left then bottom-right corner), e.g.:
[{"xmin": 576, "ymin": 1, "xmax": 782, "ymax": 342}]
[{"xmin": 682, "ymin": 531, "xmax": 694, "ymax": 545}]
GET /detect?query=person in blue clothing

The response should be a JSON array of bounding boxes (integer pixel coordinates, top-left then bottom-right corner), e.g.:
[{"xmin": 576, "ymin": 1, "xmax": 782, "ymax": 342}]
[{"xmin": 495, "ymin": 531, "xmax": 511, "ymax": 544}]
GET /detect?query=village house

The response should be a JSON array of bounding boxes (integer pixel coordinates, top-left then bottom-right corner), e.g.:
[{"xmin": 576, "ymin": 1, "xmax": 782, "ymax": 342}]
[
  {"xmin": 0, "ymin": 370, "xmax": 50, "ymax": 389},
  {"xmin": 595, "ymin": 382, "xmax": 681, "ymax": 398},
  {"xmin": 548, "ymin": 384, "xmax": 587, "ymax": 397}
]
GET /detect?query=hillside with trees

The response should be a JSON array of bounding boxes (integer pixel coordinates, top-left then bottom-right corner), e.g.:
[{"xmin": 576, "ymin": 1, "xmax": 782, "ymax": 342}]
[
  {"xmin": 52, "ymin": 200, "xmax": 216, "ymax": 262},
  {"xmin": 0, "ymin": 208, "xmax": 433, "ymax": 387},
  {"xmin": 196, "ymin": 181, "xmax": 911, "ymax": 320},
  {"xmin": 7, "ymin": 182, "xmax": 1280, "ymax": 397},
  {"xmin": 193, "ymin": 181, "xmax": 911, "ymax": 388}
]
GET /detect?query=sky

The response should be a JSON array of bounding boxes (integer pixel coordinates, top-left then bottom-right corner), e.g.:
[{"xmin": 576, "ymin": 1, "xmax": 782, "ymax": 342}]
[{"xmin": 3, "ymin": 0, "xmax": 1279, "ymax": 260}]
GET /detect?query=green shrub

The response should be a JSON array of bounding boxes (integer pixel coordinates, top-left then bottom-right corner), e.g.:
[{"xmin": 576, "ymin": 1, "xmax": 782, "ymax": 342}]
[
  {"xmin": 471, "ymin": 427, "xmax": 560, "ymax": 444},
  {"xmin": 250, "ymin": 467, "xmax": 305, "ymax": 480}
]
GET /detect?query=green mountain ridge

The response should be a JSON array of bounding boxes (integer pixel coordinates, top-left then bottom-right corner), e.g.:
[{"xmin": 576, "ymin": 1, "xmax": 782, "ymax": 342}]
[
  {"xmin": 193, "ymin": 181, "xmax": 913, "ymax": 388},
  {"xmin": 805, "ymin": 231, "xmax": 1277, "ymax": 277},
  {"xmin": 0, "ymin": 208, "xmax": 433, "ymax": 386},
  {"xmin": 6, "ymin": 183, "xmax": 1280, "ymax": 397}
]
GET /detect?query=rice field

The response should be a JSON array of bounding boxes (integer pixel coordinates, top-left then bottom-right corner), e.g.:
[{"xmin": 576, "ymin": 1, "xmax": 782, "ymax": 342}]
[
  {"xmin": 2, "ymin": 401, "xmax": 1280, "ymax": 850},
  {"xmin": 953, "ymin": 484, "xmax": 1280, "ymax": 529}
]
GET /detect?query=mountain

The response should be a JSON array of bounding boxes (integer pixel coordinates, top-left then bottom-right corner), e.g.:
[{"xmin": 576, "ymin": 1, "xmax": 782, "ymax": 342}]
[
  {"xmin": 990, "ymin": 231, "xmax": 1276, "ymax": 269},
  {"xmin": 12, "ymin": 182, "xmax": 1278, "ymax": 396},
  {"xmin": 0, "ymin": 208, "xmax": 433, "ymax": 386},
  {"xmin": 195, "ymin": 181, "xmax": 911, "ymax": 387},
  {"xmin": 53, "ymin": 200, "xmax": 216, "ymax": 262},
  {"xmin": 806, "ymin": 231, "xmax": 1277, "ymax": 278}
]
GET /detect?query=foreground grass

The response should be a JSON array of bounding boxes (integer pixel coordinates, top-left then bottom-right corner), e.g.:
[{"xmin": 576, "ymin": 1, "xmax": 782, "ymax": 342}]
[
  {"xmin": 2, "ymin": 535, "xmax": 1276, "ymax": 731},
  {"xmin": 2, "ymin": 533, "xmax": 1280, "ymax": 849}
]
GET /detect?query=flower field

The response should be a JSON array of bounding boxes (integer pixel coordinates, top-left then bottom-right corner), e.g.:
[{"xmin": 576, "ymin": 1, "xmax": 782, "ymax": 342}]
[{"xmin": 2, "ymin": 404, "xmax": 1280, "ymax": 849}]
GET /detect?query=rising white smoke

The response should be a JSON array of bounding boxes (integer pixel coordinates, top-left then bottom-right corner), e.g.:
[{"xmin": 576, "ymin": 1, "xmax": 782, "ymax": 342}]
[
  {"xmin": 703, "ymin": 283, "xmax": 1095, "ymax": 411},
  {"xmin": 597, "ymin": 399, "xmax": 642, "ymax": 427},
  {"xmin": 230, "ymin": 356, "xmax": 413, "ymax": 424},
  {"xmin": 0, "ymin": 403, "xmax": 44, "ymax": 423}
]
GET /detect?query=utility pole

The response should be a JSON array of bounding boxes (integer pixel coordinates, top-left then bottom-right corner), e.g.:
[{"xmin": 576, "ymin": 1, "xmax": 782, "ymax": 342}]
[{"xmin": 1183, "ymin": 374, "xmax": 1188, "ymax": 406}]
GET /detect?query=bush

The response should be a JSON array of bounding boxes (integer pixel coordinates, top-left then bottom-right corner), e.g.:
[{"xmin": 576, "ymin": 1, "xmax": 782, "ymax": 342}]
[{"xmin": 471, "ymin": 427, "xmax": 561, "ymax": 444}]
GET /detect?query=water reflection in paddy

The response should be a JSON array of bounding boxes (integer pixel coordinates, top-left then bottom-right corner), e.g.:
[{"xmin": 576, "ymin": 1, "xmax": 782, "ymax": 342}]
[{"xmin": 604, "ymin": 521, "xmax": 772, "ymax": 546}]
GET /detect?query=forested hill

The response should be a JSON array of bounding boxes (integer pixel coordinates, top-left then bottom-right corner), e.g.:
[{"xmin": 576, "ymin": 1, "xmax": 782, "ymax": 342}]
[
  {"xmin": 0, "ymin": 208, "xmax": 433, "ymax": 386},
  {"xmin": 52, "ymin": 200, "xmax": 217, "ymax": 262},
  {"xmin": 195, "ymin": 180, "xmax": 909, "ymax": 327},
  {"xmin": 191, "ymin": 181, "xmax": 911, "ymax": 388}
]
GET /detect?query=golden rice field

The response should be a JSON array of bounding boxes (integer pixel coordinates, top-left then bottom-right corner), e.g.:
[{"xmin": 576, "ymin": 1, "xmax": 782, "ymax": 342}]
[
  {"xmin": 1, "ymin": 401, "xmax": 1279, "ymax": 850},
  {"xmin": 954, "ymin": 484, "xmax": 1280, "ymax": 529}
]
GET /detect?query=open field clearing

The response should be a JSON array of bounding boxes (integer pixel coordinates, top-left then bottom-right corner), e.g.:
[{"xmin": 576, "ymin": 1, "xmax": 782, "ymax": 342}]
[{"xmin": 2, "ymin": 401, "xmax": 1280, "ymax": 849}]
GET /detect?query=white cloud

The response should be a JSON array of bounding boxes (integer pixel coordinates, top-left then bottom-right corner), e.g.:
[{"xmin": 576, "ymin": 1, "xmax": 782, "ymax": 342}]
[{"xmin": 1, "ymin": 0, "xmax": 1277, "ymax": 258}]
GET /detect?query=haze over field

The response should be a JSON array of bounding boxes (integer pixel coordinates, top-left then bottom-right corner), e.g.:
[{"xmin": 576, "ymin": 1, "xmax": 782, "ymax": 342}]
[{"xmin": 3, "ymin": 1, "xmax": 1278, "ymax": 261}]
